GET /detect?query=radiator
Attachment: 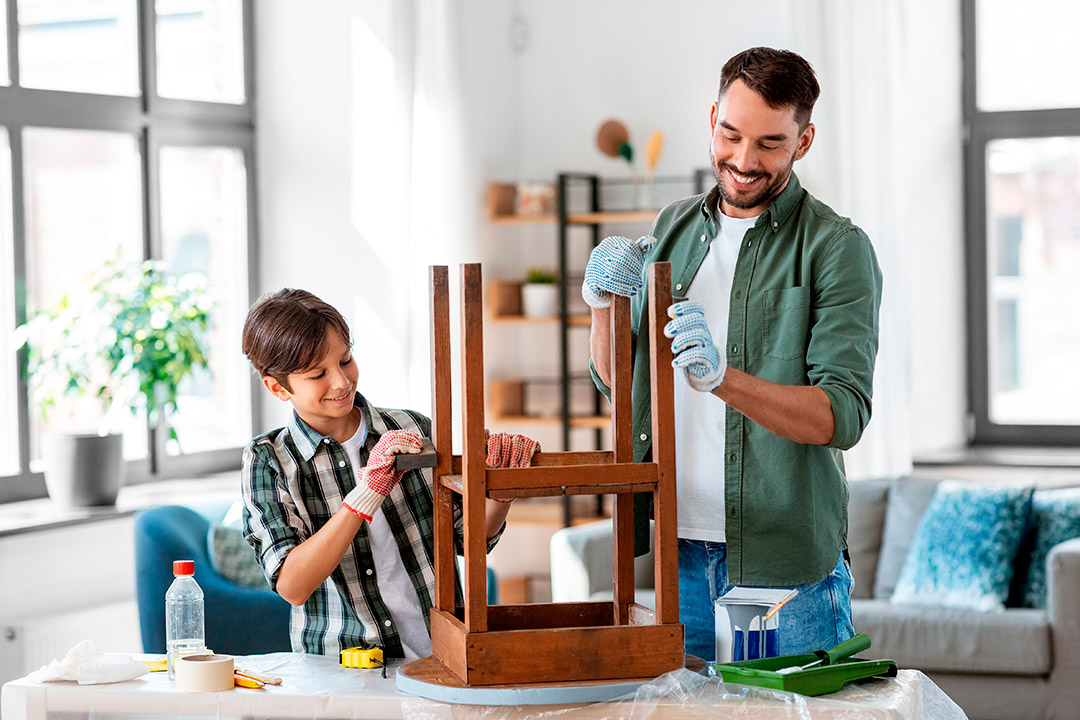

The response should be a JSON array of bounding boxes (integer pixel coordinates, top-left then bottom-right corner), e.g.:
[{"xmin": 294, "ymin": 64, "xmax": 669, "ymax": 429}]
[{"xmin": 0, "ymin": 600, "xmax": 142, "ymax": 686}]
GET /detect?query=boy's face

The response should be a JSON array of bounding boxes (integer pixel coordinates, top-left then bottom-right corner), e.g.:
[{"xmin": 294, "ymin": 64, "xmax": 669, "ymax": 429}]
[{"xmin": 263, "ymin": 330, "xmax": 359, "ymax": 436}]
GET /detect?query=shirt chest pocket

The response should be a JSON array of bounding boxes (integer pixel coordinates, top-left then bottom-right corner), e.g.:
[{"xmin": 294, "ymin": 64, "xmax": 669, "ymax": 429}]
[{"xmin": 763, "ymin": 286, "xmax": 811, "ymax": 360}]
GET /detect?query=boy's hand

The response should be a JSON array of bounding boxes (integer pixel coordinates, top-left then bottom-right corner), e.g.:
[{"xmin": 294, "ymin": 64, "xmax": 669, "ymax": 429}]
[
  {"xmin": 484, "ymin": 431, "xmax": 541, "ymax": 503},
  {"xmin": 665, "ymin": 300, "xmax": 726, "ymax": 393},
  {"xmin": 581, "ymin": 235, "xmax": 657, "ymax": 309},
  {"xmin": 343, "ymin": 430, "xmax": 423, "ymax": 521}
]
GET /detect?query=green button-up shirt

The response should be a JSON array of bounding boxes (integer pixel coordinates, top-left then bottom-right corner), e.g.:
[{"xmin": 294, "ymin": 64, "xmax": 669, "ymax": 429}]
[{"xmin": 592, "ymin": 173, "xmax": 883, "ymax": 586}]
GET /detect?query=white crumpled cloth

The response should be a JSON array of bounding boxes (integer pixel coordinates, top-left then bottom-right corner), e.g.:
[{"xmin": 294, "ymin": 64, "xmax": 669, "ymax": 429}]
[{"xmin": 26, "ymin": 639, "xmax": 149, "ymax": 685}]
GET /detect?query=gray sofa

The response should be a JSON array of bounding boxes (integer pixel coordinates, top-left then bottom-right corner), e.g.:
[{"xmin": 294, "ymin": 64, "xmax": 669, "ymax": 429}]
[
  {"xmin": 848, "ymin": 475, "xmax": 1080, "ymax": 720},
  {"xmin": 550, "ymin": 476, "xmax": 1080, "ymax": 720}
]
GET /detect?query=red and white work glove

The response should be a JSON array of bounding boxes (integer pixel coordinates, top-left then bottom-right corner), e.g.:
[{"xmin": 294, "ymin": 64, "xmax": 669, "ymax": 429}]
[
  {"xmin": 342, "ymin": 430, "xmax": 424, "ymax": 521},
  {"xmin": 484, "ymin": 431, "xmax": 541, "ymax": 503}
]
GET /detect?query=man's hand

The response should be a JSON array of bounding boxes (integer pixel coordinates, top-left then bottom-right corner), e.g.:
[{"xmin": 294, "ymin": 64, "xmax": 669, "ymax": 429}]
[
  {"xmin": 664, "ymin": 300, "xmax": 726, "ymax": 392},
  {"xmin": 581, "ymin": 235, "xmax": 657, "ymax": 309},
  {"xmin": 484, "ymin": 431, "xmax": 541, "ymax": 503},
  {"xmin": 342, "ymin": 430, "xmax": 423, "ymax": 521}
]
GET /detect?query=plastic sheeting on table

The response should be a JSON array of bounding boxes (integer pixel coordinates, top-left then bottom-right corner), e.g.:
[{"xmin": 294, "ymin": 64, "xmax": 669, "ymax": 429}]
[
  {"xmin": 400, "ymin": 667, "xmax": 968, "ymax": 720},
  {"xmin": 0, "ymin": 652, "xmax": 968, "ymax": 720}
]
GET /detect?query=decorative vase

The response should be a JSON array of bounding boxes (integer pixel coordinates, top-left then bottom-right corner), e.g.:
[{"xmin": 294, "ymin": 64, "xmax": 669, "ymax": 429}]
[
  {"xmin": 521, "ymin": 284, "xmax": 558, "ymax": 318},
  {"xmin": 635, "ymin": 175, "xmax": 658, "ymax": 211},
  {"xmin": 42, "ymin": 432, "xmax": 125, "ymax": 507}
]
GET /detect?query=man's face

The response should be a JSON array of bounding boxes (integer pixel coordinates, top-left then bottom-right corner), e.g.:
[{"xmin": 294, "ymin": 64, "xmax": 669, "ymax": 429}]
[
  {"xmin": 263, "ymin": 331, "xmax": 359, "ymax": 436},
  {"xmin": 709, "ymin": 79, "xmax": 815, "ymax": 218}
]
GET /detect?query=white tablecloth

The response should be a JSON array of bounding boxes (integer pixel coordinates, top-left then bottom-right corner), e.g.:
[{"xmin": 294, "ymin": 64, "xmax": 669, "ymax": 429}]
[{"xmin": 2, "ymin": 652, "xmax": 967, "ymax": 720}]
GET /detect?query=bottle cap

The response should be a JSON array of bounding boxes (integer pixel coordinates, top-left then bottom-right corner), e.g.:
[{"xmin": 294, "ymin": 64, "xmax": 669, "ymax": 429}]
[{"xmin": 173, "ymin": 560, "xmax": 195, "ymax": 575}]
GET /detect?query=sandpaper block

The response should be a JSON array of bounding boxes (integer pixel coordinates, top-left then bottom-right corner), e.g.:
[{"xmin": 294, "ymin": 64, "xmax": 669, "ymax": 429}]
[{"xmin": 394, "ymin": 438, "xmax": 438, "ymax": 471}]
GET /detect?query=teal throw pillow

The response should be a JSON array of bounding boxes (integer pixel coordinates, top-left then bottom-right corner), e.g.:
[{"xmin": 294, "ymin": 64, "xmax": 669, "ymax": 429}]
[
  {"xmin": 891, "ymin": 483, "xmax": 1033, "ymax": 612},
  {"xmin": 207, "ymin": 524, "xmax": 270, "ymax": 590},
  {"xmin": 1020, "ymin": 488, "xmax": 1080, "ymax": 608}
]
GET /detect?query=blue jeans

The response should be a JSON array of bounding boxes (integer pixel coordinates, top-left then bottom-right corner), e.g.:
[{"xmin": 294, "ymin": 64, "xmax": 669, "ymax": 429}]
[{"xmin": 678, "ymin": 539, "xmax": 855, "ymax": 662}]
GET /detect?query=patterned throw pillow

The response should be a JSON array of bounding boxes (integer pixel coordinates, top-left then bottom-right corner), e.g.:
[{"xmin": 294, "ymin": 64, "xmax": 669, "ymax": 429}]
[
  {"xmin": 891, "ymin": 483, "xmax": 1033, "ymax": 612},
  {"xmin": 207, "ymin": 524, "xmax": 270, "ymax": 590},
  {"xmin": 1020, "ymin": 488, "xmax": 1080, "ymax": 608}
]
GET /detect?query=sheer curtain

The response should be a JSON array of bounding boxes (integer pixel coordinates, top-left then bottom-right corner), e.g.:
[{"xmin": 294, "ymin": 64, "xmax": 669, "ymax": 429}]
[
  {"xmin": 784, "ymin": 0, "xmax": 942, "ymax": 479},
  {"xmin": 346, "ymin": 0, "xmax": 473, "ymax": 417},
  {"xmin": 403, "ymin": 0, "xmax": 475, "ymax": 419}
]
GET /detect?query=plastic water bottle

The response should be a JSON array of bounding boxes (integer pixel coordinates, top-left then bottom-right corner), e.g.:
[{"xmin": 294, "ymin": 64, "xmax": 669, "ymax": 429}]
[{"xmin": 165, "ymin": 559, "xmax": 205, "ymax": 678}]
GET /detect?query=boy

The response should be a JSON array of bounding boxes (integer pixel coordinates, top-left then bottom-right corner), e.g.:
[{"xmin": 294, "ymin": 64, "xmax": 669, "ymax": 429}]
[{"xmin": 240, "ymin": 288, "xmax": 537, "ymax": 660}]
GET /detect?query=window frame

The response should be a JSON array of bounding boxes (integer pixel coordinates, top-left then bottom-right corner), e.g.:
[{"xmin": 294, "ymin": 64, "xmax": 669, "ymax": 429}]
[
  {"xmin": 962, "ymin": 0, "xmax": 1080, "ymax": 446},
  {"xmin": 1, "ymin": 0, "xmax": 259, "ymax": 503}
]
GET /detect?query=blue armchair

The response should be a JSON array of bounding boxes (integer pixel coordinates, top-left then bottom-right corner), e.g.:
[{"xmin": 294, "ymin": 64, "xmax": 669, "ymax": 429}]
[{"xmin": 134, "ymin": 504, "xmax": 292, "ymax": 655}]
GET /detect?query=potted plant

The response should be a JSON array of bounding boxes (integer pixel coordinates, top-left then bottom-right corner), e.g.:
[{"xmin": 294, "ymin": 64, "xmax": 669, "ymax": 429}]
[
  {"xmin": 521, "ymin": 267, "xmax": 559, "ymax": 318},
  {"xmin": 13, "ymin": 257, "xmax": 212, "ymax": 507}
]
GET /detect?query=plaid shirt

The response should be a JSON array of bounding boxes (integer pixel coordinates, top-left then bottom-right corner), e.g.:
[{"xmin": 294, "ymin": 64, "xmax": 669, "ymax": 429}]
[{"xmin": 242, "ymin": 393, "xmax": 489, "ymax": 658}]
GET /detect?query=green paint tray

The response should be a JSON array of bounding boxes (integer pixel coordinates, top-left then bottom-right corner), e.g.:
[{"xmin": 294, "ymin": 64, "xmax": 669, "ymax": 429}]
[{"xmin": 714, "ymin": 633, "xmax": 898, "ymax": 696}]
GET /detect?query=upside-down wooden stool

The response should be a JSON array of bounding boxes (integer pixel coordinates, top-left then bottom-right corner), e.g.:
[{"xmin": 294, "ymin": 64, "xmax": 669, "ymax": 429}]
[{"xmin": 399, "ymin": 261, "xmax": 683, "ymax": 692}]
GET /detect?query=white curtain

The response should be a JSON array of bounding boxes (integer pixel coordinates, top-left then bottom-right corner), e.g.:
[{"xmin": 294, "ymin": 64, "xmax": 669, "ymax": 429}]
[
  {"xmin": 404, "ymin": 0, "xmax": 475, "ymax": 422},
  {"xmin": 346, "ymin": 1, "xmax": 473, "ymax": 418},
  {"xmin": 786, "ymin": 1, "xmax": 922, "ymax": 479}
]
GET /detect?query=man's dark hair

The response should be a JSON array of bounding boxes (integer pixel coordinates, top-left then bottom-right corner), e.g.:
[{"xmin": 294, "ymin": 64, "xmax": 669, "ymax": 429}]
[
  {"xmin": 718, "ymin": 47, "xmax": 820, "ymax": 129},
  {"xmin": 241, "ymin": 288, "xmax": 351, "ymax": 391}
]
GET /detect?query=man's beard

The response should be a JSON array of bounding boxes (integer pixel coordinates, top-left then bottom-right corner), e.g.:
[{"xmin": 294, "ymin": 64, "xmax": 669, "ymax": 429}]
[{"xmin": 711, "ymin": 151, "xmax": 796, "ymax": 212}]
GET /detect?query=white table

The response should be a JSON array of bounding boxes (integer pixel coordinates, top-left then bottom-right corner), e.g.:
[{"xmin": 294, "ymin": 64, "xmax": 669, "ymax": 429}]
[{"xmin": 1, "ymin": 652, "xmax": 967, "ymax": 720}]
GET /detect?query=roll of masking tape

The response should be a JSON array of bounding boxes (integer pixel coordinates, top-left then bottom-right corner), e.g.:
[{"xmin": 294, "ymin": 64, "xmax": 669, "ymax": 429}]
[{"xmin": 175, "ymin": 653, "xmax": 235, "ymax": 692}]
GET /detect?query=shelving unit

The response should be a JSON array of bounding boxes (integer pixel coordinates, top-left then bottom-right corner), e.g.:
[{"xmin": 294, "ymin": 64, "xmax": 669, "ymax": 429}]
[{"xmin": 484, "ymin": 171, "xmax": 710, "ymax": 527}]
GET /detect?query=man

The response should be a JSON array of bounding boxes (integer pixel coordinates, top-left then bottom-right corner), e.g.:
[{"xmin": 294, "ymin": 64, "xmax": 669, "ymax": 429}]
[{"xmin": 584, "ymin": 47, "xmax": 883, "ymax": 661}]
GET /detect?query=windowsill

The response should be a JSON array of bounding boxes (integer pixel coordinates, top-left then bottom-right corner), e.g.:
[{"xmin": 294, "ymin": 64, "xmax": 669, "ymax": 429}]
[
  {"xmin": 0, "ymin": 471, "xmax": 240, "ymax": 538},
  {"xmin": 914, "ymin": 445, "xmax": 1080, "ymax": 469}
]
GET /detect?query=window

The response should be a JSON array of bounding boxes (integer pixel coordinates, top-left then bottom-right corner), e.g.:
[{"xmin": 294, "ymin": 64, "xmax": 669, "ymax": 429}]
[
  {"xmin": 158, "ymin": 143, "xmax": 251, "ymax": 458},
  {"xmin": 0, "ymin": 128, "xmax": 15, "ymax": 477},
  {"xmin": 963, "ymin": 0, "xmax": 1080, "ymax": 444},
  {"xmin": 22, "ymin": 128, "xmax": 146, "ymax": 467},
  {"xmin": 0, "ymin": 1, "xmax": 256, "ymax": 502},
  {"xmin": 17, "ymin": 0, "xmax": 140, "ymax": 96},
  {"xmin": 155, "ymin": 0, "xmax": 245, "ymax": 103}
]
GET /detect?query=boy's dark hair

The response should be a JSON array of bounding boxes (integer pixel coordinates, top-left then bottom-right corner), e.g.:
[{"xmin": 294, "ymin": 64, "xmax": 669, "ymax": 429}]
[
  {"xmin": 718, "ymin": 47, "xmax": 820, "ymax": 130},
  {"xmin": 242, "ymin": 288, "xmax": 351, "ymax": 391}
]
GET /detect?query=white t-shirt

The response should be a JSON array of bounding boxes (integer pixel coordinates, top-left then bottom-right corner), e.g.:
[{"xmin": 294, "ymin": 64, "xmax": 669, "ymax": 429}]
[
  {"xmin": 341, "ymin": 414, "xmax": 432, "ymax": 660},
  {"xmin": 674, "ymin": 208, "xmax": 759, "ymax": 542}
]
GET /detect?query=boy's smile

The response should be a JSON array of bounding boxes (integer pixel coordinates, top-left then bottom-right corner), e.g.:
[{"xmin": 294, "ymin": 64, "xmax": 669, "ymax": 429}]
[{"xmin": 263, "ymin": 330, "xmax": 361, "ymax": 441}]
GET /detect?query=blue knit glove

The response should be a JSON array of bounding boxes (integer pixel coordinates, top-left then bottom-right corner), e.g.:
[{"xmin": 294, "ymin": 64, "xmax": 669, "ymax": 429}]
[
  {"xmin": 664, "ymin": 300, "xmax": 726, "ymax": 392},
  {"xmin": 581, "ymin": 235, "xmax": 657, "ymax": 309}
]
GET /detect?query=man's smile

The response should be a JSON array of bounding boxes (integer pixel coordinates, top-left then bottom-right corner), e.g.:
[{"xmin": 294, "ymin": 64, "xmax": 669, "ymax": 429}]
[{"xmin": 725, "ymin": 167, "xmax": 766, "ymax": 190}]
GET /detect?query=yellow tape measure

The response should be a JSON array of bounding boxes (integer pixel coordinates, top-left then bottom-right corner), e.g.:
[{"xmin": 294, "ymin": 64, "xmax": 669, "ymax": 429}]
[{"xmin": 340, "ymin": 645, "xmax": 384, "ymax": 669}]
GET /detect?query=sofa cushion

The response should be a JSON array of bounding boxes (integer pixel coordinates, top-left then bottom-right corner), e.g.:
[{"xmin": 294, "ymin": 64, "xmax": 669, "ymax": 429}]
[
  {"xmin": 1020, "ymin": 487, "xmax": 1080, "ymax": 608},
  {"xmin": 891, "ymin": 483, "xmax": 1032, "ymax": 611},
  {"xmin": 208, "ymin": 523, "xmax": 270, "ymax": 590},
  {"xmin": 852, "ymin": 599, "xmax": 1050, "ymax": 676},
  {"xmin": 550, "ymin": 519, "xmax": 655, "ymax": 602},
  {"xmin": 873, "ymin": 475, "xmax": 942, "ymax": 599},
  {"xmin": 846, "ymin": 478, "xmax": 890, "ymax": 599}
]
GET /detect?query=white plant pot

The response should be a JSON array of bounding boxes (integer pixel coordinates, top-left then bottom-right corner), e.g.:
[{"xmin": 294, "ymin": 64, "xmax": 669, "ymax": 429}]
[
  {"xmin": 521, "ymin": 284, "xmax": 559, "ymax": 318},
  {"xmin": 42, "ymin": 432, "xmax": 125, "ymax": 507}
]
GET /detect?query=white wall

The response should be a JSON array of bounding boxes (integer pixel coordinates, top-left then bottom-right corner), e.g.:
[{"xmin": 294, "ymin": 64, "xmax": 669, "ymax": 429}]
[
  {"xmin": 0, "ymin": 518, "xmax": 142, "ymax": 685},
  {"xmin": 256, "ymin": 1, "xmax": 968, "ymax": 456}
]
